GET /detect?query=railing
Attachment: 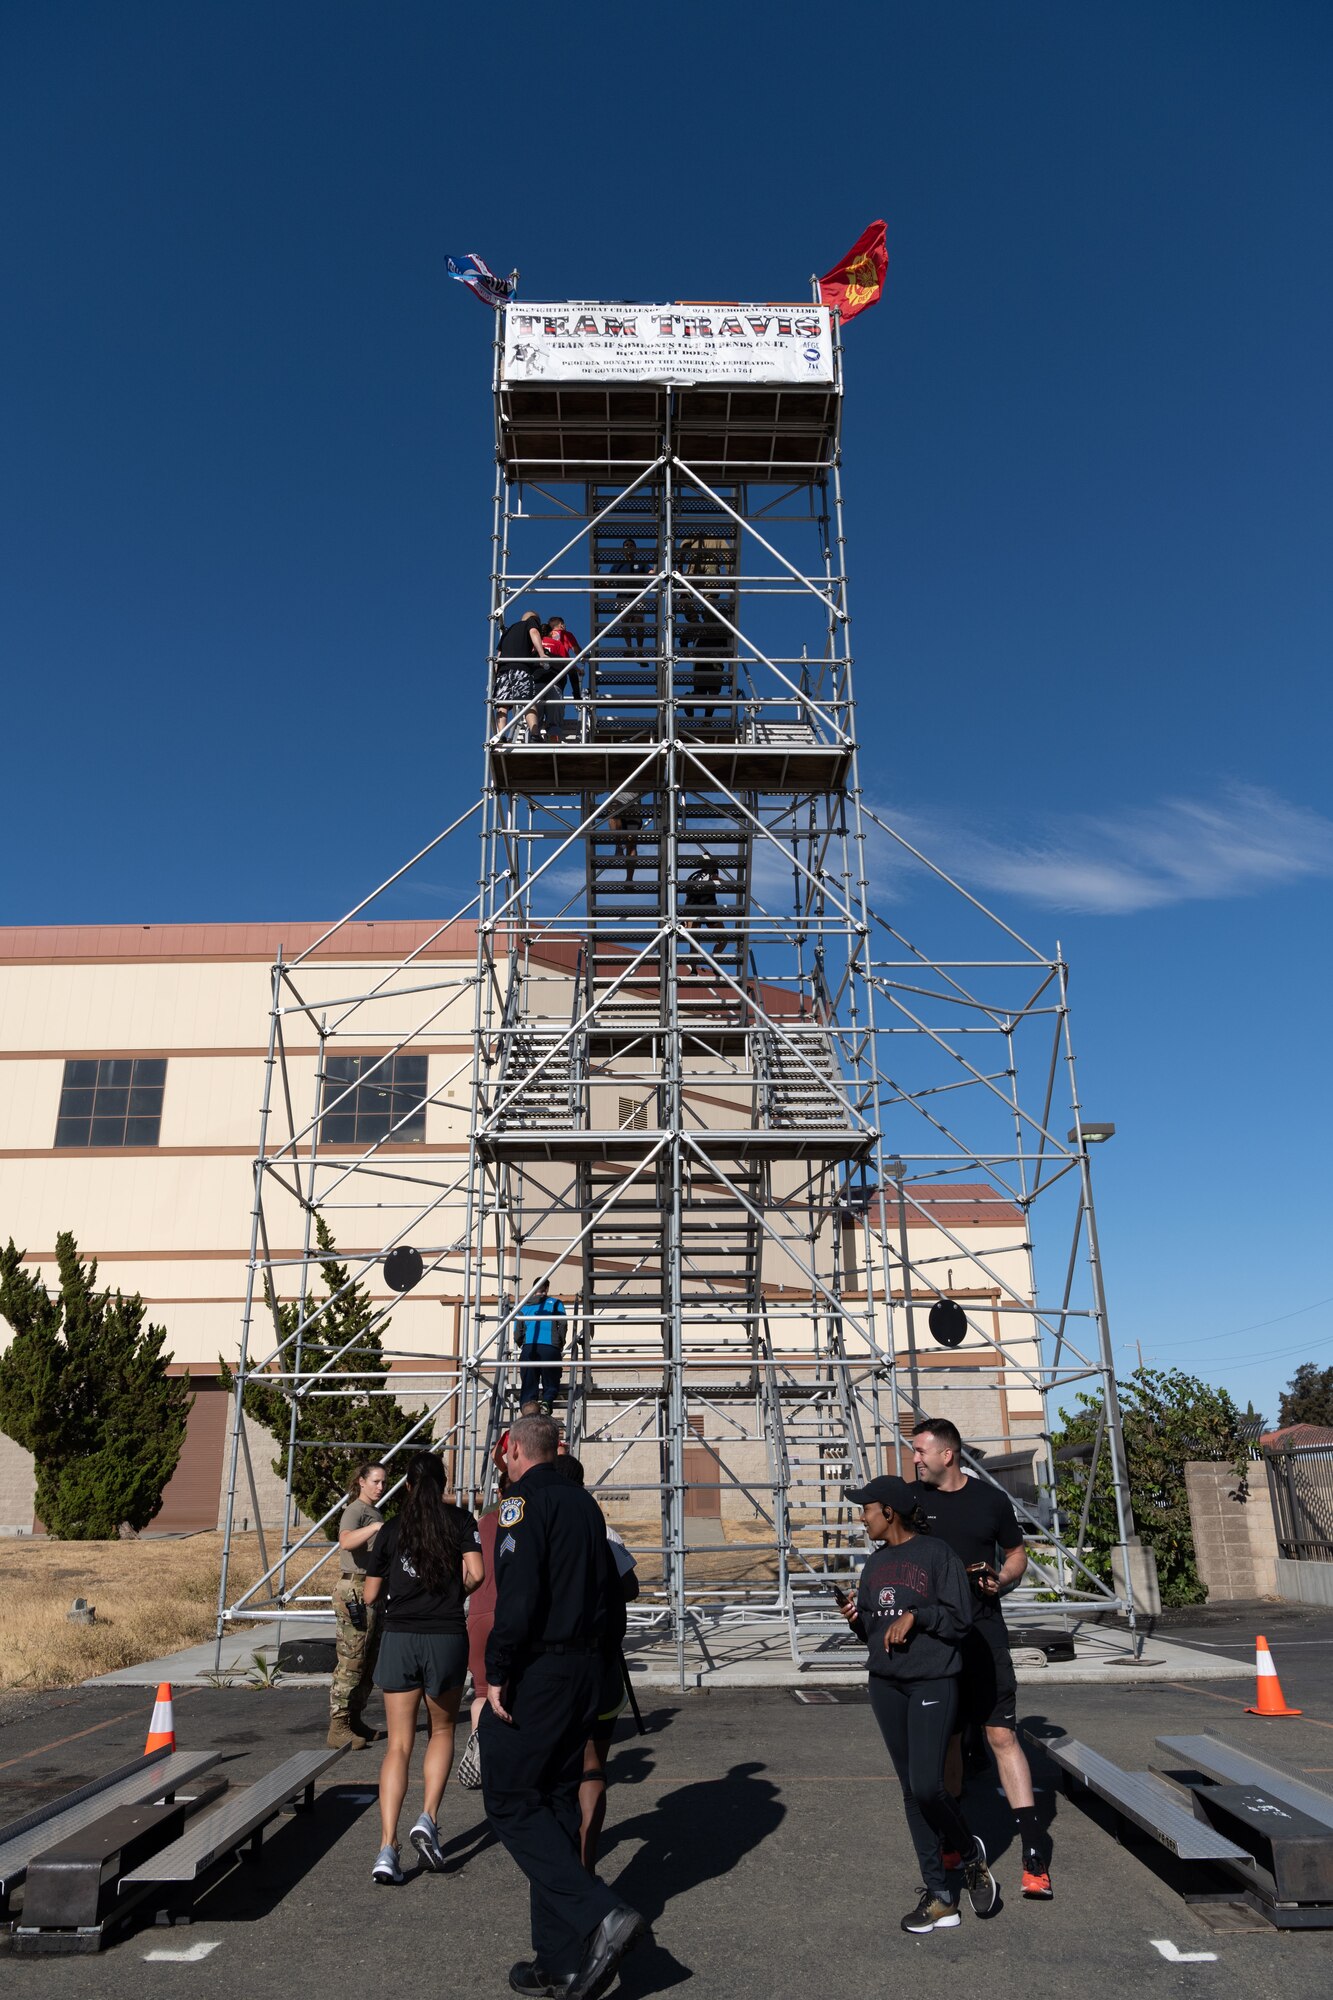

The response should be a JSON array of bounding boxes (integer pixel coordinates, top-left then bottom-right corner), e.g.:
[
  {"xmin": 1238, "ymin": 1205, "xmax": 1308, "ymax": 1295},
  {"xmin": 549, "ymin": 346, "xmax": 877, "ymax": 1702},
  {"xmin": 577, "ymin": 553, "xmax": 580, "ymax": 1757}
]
[{"xmin": 1266, "ymin": 1444, "xmax": 1333, "ymax": 1561}]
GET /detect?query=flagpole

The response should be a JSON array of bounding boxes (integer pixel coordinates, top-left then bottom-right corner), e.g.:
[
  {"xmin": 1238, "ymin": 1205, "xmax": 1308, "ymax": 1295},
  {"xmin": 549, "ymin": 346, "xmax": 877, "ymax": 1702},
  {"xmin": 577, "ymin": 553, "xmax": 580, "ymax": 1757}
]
[{"xmin": 810, "ymin": 273, "xmax": 822, "ymax": 305}]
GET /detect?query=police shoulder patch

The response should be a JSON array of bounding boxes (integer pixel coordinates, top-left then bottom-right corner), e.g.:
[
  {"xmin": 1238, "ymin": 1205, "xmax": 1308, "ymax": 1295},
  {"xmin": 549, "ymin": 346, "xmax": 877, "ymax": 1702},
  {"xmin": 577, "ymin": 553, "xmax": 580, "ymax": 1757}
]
[{"xmin": 498, "ymin": 1496, "xmax": 525, "ymax": 1529}]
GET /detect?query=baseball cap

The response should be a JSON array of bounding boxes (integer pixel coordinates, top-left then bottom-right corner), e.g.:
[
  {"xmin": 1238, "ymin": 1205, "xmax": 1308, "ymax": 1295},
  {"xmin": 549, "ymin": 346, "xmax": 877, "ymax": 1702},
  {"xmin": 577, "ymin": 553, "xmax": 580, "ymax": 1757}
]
[{"xmin": 845, "ymin": 1473, "xmax": 916, "ymax": 1515}]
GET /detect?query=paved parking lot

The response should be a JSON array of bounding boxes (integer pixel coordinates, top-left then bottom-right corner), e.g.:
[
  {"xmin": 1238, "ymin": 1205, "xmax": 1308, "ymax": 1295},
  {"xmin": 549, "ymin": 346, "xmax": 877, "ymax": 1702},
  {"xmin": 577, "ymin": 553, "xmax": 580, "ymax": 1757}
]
[{"xmin": 2, "ymin": 1607, "xmax": 1332, "ymax": 1996}]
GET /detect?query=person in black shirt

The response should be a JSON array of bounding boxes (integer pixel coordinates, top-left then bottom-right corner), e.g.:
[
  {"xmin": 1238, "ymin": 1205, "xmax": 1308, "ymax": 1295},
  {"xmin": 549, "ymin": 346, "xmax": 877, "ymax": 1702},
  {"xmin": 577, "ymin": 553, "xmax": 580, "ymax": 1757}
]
[
  {"xmin": 610, "ymin": 537, "xmax": 651, "ymax": 653},
  {"xmin": 681, "ymin": 854, "xmax": 726, "ymax": 970},
  {"xmin": 362, "ymin": 1450, "xmax": 484, "ymax": 1884},
  {"xmin": 550, "ymin": 1452, "xmax": 641, "ymax": 1876},
  {"xmin": 909, "ymin": 1416, "xmax": 1053, "ymax": 1899},
  {"xmin": 495, "ymin": 611, "xmax": 547, "ymax": 742},
  {"xmin": 606, "ymin": 789, "xmax": 647, "ymax": 887},
  {"xmin": 481, "ymin": 1415, "xmax": 647, "ymax": 1999},
  {"xmin": 838, "ymin": 1475, "xmax": 997, "ymax": 1932}
]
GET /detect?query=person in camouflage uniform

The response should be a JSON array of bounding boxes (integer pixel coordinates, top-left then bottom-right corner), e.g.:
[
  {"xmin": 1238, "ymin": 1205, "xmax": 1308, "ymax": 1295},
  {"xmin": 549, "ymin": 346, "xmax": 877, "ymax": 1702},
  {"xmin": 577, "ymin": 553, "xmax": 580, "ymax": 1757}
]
[{"xmin": 329, "ymin": 1461, "xmax": 386, "ymax": 1750}]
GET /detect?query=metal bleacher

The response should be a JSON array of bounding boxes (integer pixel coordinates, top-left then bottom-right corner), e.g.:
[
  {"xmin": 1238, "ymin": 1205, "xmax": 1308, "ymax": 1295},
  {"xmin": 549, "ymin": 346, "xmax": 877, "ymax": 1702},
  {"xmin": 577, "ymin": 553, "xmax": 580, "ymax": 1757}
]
[
  {"xmin": 119, "ymin": 1745, "xmax": 345, "ymax": 1923},
  {"xmin": 0, "ymin": 1749, "xmax": 220, "ymax": 1919}
]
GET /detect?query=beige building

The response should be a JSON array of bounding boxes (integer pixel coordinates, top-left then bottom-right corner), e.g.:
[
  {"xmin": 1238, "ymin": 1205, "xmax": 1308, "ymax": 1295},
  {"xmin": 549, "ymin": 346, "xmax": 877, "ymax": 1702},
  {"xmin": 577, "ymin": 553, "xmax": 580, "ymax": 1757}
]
[{"xmin": 0, "ymin": 922, "xmax": 1043, "ymax": 1536}]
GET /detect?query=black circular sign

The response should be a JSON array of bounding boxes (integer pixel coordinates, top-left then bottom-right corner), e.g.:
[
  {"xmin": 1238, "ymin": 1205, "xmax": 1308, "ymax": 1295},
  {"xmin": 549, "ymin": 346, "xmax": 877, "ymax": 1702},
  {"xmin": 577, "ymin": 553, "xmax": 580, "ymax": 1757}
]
[
  {"xmin": 928, "ymin": 1298, "xmax": 968, "ymax": 1348},
  {"xmin": 383, "ymin": 1246, "xmax": 425, "ymax": 1294}
]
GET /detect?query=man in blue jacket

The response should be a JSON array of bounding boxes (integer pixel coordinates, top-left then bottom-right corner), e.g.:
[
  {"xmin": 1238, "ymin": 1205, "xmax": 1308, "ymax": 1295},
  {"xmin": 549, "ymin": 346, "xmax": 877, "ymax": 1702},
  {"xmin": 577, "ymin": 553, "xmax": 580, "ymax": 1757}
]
[{"xmin": 515, "ymin": 1277, "xmax": 566, "ymax": 1417}]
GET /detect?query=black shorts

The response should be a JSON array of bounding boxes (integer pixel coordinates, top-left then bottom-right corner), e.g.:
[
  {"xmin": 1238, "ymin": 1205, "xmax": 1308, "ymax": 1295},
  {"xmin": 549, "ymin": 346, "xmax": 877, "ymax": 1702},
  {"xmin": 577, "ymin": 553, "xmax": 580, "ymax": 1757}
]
[
  {"xmin": 375, "ymin": 1629, "xmax": 469, "ymax": 1699},
  {"xmin": 959, "ymin": 1613, "xmax": 1018, "ymax": 1731}
]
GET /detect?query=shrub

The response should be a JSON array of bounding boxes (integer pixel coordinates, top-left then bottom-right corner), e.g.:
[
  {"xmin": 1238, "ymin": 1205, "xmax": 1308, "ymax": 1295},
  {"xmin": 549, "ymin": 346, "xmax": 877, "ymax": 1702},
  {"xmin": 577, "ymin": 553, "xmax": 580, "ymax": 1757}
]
[{"xmin": 0, "ymin": 1233, "xmax": 191, "ymax": 1538}]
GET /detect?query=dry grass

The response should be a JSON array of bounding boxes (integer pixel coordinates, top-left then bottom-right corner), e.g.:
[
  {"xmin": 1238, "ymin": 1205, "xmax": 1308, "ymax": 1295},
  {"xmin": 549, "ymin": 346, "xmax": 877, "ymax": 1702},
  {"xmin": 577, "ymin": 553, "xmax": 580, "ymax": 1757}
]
[
  {"xmin": 0, "ymin": 1533, "xmax": 271, "ymax": 1690},
  {"xmin": 0, "ymin": 1513, "xmax": 816, "ymax": 1691}
]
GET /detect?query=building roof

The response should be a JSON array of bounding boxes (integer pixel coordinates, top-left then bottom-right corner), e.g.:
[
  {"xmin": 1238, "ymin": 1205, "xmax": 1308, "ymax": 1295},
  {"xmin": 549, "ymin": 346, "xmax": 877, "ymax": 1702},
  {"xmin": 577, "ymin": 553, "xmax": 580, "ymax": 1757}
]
[
  {"xmin": 868, "ymin": 1181, "xmax": 1027, "ymax": 1232},
  {"xmin": 0, "ymin": 921, "xmax": 487, "ymax": 964},
  {"xmin": 1260, "ymin": 1422, "xmax": 1333, "ymax": 1451}
]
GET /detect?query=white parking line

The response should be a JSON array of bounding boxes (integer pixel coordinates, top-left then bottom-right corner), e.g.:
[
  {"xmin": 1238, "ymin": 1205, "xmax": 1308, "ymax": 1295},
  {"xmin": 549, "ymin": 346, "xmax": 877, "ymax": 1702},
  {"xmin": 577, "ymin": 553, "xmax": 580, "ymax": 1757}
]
[
  {"xmin": 143, "ymin": 1942, "xmax": 220, "ymax": 1962},
  {"xmin": 1150, "ymin": 1940, "xmax": 1217, "ymax": 1963}
]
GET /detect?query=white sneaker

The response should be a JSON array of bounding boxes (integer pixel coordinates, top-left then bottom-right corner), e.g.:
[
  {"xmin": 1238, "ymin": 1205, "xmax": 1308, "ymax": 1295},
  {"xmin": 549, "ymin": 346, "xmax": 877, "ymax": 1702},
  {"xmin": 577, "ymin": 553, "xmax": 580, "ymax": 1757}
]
[
  {"xmin": 409, "ymin": 1811, "xmax": 447, "ymax": 1872},
  {"xmin": 372, "ymin": 1842, "xmax": 403, "ymax": 1884},
  {"xmin": 456, "ymin": 1729, "xmax": 483, "ymax": 1791}
]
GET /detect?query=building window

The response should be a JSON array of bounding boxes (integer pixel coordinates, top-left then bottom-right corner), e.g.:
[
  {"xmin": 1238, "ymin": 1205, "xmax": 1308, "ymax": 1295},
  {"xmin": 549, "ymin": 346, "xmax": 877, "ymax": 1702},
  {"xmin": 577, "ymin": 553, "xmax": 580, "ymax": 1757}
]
[
  {"xmin": 321, "ymin": 1053, "xmax": 428, "ymax": 1145},
  {"xmin": 54, "ymin": 1057, "xmax": 167, "ymax": 1148}
]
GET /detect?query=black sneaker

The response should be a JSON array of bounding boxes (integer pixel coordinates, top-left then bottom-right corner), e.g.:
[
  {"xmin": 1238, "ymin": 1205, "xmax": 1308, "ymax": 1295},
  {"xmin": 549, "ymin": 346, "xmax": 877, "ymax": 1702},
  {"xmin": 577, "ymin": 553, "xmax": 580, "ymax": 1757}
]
[
  {"xmin": 509, "ymin": 1964, "xmax": 575, "ymax": 1998},
  {"xmin": 568, "ymin": 1905, "xmax": 649, "ymax": 2000},
  {"xmin": 901, "ymin": 1888, "xmax": 961, "ymax": 1933},
  {"xmin": 963, "ymin": 1836, "xmax": 999, "ymax": 1917}
]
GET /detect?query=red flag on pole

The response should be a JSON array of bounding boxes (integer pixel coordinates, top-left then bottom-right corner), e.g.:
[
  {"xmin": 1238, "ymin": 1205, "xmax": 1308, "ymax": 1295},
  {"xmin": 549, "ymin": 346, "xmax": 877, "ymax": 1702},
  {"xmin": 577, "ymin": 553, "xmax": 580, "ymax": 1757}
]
[{"xmin": 819, "ymin": 220, "xmax": 888, "ymax": 322}]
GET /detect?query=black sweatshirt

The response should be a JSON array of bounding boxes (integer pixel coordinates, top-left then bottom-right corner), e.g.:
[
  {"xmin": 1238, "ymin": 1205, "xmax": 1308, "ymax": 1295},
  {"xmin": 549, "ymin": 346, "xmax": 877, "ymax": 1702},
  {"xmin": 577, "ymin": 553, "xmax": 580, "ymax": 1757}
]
[
  {"xmin": 484, "ymin": 1463, "xmax": 625, "ymax": 1686},
  {"xmin": 853, "ymin": 1533, "xmax": 974, "ymax": 1682}
]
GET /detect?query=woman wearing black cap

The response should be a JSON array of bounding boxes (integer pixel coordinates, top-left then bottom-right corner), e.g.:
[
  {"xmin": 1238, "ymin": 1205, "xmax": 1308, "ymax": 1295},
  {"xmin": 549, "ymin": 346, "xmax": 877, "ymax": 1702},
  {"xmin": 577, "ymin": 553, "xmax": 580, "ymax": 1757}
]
[{"xmin": 839, "ymin": 1473, "xmax": 999, "ymax": 1932}]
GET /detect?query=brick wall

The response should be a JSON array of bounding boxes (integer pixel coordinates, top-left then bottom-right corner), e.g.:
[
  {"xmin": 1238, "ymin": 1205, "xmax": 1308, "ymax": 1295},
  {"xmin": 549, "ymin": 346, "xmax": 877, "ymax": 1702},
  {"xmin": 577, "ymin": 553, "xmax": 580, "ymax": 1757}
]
[{"xmin": 1185, "ymin": 1460, "xmax": 1279, "ymax": 1601}]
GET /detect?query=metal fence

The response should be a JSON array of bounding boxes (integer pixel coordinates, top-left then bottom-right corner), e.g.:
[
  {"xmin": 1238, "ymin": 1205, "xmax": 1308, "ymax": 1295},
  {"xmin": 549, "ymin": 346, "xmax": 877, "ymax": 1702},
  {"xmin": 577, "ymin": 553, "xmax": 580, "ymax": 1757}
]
[{"xmin": 1266, "ymin": 1445, "xmax": 1333, "ymax": 1561}]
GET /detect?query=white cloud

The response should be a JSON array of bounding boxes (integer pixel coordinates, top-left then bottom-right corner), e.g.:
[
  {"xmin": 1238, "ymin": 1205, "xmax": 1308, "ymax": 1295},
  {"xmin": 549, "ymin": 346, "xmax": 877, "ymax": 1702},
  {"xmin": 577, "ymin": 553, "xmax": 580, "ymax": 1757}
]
[{"xmin": 870, "ymin": 784, "xmax": 1333, "ymax": 917}]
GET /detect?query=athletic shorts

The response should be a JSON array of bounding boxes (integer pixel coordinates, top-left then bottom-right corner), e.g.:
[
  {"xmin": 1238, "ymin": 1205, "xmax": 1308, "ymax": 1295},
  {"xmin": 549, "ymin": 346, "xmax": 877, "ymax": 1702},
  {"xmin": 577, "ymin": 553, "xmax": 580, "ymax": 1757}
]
[
  {"xmin": 959, "ymin": 1613, "xmax": 1018, "ymax": 1731},
  {"xmin": 374, "ymin": 1629, "xmax": 469, "ymax": 1699},
  {"xmin": 495, "ymin": 666, "xmax": 536, "ymax": 707}
]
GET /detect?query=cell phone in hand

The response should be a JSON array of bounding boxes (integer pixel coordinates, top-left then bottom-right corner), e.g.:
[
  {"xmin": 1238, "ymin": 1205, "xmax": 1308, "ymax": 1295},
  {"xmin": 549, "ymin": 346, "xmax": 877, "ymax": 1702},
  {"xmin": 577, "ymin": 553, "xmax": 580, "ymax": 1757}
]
[{"xmin": 831, "ymin": 1583, "xmax": 852, "ymax": 1607}]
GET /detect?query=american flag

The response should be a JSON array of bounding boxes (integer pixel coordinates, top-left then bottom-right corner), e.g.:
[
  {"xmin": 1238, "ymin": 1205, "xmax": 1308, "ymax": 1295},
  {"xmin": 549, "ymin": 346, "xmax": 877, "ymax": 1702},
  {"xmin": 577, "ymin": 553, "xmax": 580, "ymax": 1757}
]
[{"xmin": 446, "ymin": 253, "xmax": 518, "ymax": 309}]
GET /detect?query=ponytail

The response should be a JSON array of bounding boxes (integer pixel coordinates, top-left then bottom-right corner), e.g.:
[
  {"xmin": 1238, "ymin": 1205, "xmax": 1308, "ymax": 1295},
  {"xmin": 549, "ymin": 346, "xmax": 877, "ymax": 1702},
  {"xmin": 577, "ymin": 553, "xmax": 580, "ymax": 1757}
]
[{"xmin": 395, "ymin": 1451, "xmax": 463, "ymax": 1592}]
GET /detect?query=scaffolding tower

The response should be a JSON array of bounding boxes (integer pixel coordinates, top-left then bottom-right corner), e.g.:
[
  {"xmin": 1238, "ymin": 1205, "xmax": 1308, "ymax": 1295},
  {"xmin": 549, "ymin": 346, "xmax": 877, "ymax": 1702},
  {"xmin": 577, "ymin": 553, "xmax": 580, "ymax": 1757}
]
[{"xmin": 217, "ymin": 296, "xmax": 1143, "ymax": 1675}]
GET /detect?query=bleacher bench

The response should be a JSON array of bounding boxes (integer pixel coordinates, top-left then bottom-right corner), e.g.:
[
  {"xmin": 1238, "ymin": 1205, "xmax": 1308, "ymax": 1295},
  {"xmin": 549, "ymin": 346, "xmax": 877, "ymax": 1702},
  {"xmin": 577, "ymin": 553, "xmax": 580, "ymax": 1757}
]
[
  {"xmin": 1035, "ymin": 1733, "xmax": 1252, "ymax": 1864},
  {"xmin": 1156, "ymin": 1734, "xmax": 1333, "ymax": 1832},
  {"xmin": 119, "ymin": 1745, "xmax": 345, "ymax": 1921},
  {"xmin": 0, "ymin": 1750, "xmax": 221, "ymax": 1916}
]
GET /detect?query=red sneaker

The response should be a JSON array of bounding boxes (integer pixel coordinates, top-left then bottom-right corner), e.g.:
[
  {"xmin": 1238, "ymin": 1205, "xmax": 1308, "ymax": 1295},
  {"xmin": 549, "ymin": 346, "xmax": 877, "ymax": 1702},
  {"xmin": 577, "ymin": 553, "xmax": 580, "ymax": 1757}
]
[{"xmin": 1021, "ymin": 1854, "xmax": 1053, "ymax": 1899}]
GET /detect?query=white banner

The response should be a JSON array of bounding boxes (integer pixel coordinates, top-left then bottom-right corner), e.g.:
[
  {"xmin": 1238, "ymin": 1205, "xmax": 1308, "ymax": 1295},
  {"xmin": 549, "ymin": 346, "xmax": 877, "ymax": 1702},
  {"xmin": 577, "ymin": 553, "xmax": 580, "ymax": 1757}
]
[{"xmin": 503, "ymin": 304, "xmax": 834, "ymax": 387}]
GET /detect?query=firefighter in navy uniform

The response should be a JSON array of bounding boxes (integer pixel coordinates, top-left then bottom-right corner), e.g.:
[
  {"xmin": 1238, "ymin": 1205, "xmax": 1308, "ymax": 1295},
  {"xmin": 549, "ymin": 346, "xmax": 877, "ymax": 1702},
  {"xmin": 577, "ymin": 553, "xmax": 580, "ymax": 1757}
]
[{"xmin": 480, "ymin": 1414, "xmax": 648, "ymax": 1999}]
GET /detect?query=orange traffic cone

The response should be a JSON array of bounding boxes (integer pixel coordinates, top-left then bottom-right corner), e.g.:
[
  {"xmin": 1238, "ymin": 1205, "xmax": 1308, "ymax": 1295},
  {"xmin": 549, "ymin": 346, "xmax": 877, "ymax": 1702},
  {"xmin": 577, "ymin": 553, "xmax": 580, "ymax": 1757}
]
[
  {"xmin": 144, "ymin": 1681, "xmax": 176, "ymax": 1753},
  {"xmin": 1245, "ymin": 1635, "xmax": 1301, "ymax": 1717}
]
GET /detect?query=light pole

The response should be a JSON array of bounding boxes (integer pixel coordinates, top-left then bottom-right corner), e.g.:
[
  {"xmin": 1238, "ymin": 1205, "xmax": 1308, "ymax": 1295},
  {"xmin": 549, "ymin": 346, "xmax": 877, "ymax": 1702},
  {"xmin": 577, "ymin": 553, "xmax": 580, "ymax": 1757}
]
[
  {"xmin": 1064, "ymin": 1114, "xmax": 1154, "ymax": 1629},
  {"xmin": 885, "ymin": 1156, "xmax": 919, "ymax": 1410}
]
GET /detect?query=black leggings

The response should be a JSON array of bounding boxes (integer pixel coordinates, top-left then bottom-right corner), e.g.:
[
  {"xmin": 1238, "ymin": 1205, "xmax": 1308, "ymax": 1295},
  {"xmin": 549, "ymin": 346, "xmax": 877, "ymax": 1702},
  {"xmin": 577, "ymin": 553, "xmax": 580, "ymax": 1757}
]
[{"xmin": 868, "ymin": 1675, "xmax": 973, "ymax": 1895}]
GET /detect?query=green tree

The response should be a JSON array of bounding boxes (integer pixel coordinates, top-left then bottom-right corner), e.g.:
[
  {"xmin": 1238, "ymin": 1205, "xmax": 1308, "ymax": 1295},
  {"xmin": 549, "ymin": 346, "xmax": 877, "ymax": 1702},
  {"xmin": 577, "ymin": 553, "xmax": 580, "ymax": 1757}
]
[
  {"xmin": 1278, "ymin": 1362, "xmax": 1333, "ymax": 1430},
  {"xmin": 0, "ymin": 1234, "xmax": 191, "ymax": 1538},
  {"xmin": 1051, "ymin": 1364, "xmax": 1246, "ymax": 1608},
  {"xmin": 221, "ymin": 1216, "xmax": 419, "ymax": 1535}
]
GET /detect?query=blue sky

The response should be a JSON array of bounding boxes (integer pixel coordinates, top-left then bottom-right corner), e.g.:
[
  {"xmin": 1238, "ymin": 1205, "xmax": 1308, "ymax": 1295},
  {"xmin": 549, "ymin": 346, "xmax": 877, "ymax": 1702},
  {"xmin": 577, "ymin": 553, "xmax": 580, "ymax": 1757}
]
[{"xmin": 3, "ymin": 3, "xmax": 1331, "ymax": 1421}]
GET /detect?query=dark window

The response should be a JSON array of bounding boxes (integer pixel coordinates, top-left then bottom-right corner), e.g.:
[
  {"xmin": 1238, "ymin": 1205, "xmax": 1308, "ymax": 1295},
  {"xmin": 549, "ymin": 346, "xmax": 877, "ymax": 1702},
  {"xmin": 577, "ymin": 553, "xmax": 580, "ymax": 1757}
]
[
  {"xmin": 320, "ymin": 1053, "xmax": 428, "ymax": 1146},
  {"xmin": 54, "ymin": 1057, "xmax": 167, "ymax": 1148}
]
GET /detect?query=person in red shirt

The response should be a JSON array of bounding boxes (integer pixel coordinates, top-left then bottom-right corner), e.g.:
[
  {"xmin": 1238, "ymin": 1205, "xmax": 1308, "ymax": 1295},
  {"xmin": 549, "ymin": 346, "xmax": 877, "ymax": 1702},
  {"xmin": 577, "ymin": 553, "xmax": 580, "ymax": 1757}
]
[{"xmin": 537, "ymin": 618, "xmax": 582, "ymax": 740}]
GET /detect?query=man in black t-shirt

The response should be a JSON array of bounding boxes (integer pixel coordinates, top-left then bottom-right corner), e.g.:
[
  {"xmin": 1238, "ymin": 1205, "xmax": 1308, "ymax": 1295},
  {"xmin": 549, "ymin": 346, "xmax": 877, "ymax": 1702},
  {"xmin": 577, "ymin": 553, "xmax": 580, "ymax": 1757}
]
[
  {"xmin": 909, "ymin": 1415, "xmax": 1054, "ymax": 1901},
  {"xmin": 494, "ymin": 611, "xmax": 547, "ymax": 741}
]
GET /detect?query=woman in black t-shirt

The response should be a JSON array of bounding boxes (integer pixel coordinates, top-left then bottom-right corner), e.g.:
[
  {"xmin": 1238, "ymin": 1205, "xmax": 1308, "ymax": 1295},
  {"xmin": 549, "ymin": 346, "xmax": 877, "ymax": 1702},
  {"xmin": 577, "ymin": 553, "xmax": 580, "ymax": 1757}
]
[{"xmin": 362, "ymin": 1451, "xmax": 484, "ymax": 1884}]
